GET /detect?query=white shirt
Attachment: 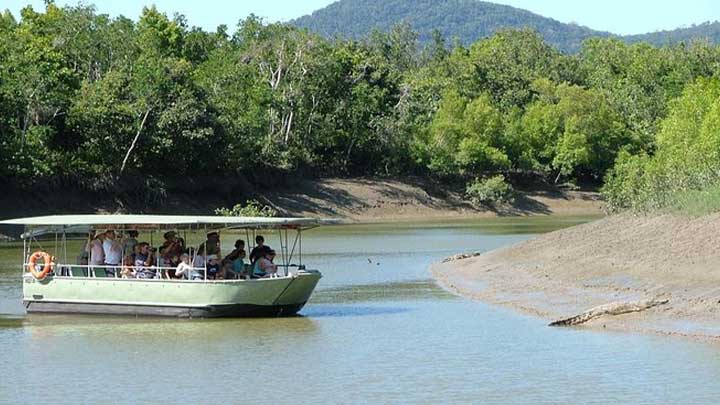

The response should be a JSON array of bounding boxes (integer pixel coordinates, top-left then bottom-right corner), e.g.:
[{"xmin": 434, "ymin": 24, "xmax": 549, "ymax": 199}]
[
  {"xmin": 103, "ymin": 239, "xmax": 122, "ymax": 265},
  {"xmin": 176, "ymin": 262, "xmax": 193, "ymax": 278},
  {"xmin": 89, "ymin": 239, "xmax": 105, "ymax": 265}
]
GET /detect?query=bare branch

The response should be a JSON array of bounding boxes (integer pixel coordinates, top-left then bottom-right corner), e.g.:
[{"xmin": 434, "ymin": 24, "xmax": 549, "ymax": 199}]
[{"xmin": 120, "ymin": 109, "xmax": 151, "ymax": 174}]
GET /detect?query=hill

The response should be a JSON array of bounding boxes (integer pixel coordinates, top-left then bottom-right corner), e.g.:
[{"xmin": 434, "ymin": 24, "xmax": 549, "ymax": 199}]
[
  {"xmin": 291, "ymin": 0, "xmax": 611, "ymax": 53},
  {"xmin": 291, "ymin": 0, "xmax": 720, "ymax": 52},
  {"xmin": 626, "ymin": 21, "xmax": 720, "ymax": 46}
]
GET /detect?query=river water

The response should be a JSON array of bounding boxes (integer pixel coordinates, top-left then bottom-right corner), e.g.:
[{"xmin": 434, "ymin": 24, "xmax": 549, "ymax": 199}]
[{"xmin": 1, "ymin": 217, "xmax": 720, "ymax": 403}]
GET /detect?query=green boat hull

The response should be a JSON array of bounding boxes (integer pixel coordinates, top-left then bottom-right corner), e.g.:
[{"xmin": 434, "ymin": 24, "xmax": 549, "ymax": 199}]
[{"xmin": 22, "ymin": 270, "xmax": 322, "ymax": 318}]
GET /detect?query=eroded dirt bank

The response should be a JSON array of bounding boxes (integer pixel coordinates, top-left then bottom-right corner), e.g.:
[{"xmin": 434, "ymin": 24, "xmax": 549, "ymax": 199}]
[
  {"xmin": 432, "ymin": 214, "xmax": 720, "ymax": 341},
  {"xmin": 0, "ymin": 177, "xmax": 603, "ymax": 223}
]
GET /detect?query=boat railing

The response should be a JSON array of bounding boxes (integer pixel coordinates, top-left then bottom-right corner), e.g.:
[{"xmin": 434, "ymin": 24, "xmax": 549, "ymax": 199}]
[{"xmin": 23, "ymin": 262, "xmax": 299, "ymax": 280}]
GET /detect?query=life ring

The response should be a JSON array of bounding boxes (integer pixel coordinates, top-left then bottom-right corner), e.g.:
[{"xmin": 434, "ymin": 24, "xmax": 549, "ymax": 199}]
[{"xmin": 27, "ymin": 251, "xmax": 54, "ymax": 280}]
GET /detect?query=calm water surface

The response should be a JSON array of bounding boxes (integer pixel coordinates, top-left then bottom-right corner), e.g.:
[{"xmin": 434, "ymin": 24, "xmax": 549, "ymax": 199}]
[{"xmin": 1, "ymin": 216, "xmax": 720, "ymax": 403}]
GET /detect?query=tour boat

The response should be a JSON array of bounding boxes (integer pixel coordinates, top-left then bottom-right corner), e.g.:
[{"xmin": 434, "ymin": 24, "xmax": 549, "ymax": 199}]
[{"xmin": 0, "ymin": 214, "xmax": 330, "ymax": 318}]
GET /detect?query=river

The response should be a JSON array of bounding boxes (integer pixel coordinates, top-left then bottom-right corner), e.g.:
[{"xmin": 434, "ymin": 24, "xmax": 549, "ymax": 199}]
[{"xmin": 1, "ymin": 217, "xmax": 720, "ymax": 403}]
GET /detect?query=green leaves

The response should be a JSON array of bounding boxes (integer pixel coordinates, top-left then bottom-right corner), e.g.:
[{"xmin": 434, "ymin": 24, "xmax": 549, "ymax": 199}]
[
  {"xmin": 0, "ymin": 2, "xmax": 719, "ymax": 204},
  {"xmin": 215, "ymin": 199, "xmax": 278, "ymax": 217},
  {"xmin": 602, "ymin": 77, "xmax": 720, "ymax": 212},
  {"xmin": 465, "ymin": 175, "xmax": 514, "ymax": 206},
  {"xmin": 421, "ymin": 90, "xmax": 508, "ymax": 176}
]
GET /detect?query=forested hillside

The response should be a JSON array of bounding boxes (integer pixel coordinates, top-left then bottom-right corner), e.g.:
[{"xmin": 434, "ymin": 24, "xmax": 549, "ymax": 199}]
[
  {"xmin": 625, "ymin": 21, "xmax": 720, "ymax": 46},
  {"xmin": 292, "ymin": 0, "xmax": 720, "ymax": 53},
  {"xmin": 2, "ymin": 3, "xmax": 720, "ymax": 211},
  {"xmin": 292, "ymin": 0, "xmax": 610, "ymax": 53}
]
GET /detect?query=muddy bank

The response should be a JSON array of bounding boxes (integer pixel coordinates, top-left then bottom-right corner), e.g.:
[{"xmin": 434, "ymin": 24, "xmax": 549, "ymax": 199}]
[
  {"xmin": 261, "ymin": 178, "xmax": 602, "ymax": 222},
  {"xmin": 432, "ymin": 214, "xmax": 720, "ymax": 341},
  {"xmin": 0, "ymin": 177, "xmax": 602, "ymax": 224}
]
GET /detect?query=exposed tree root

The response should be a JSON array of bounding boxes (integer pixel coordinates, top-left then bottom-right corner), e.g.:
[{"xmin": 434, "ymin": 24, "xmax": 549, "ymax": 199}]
[{"xmin": 549, "ymin": 298, "xmax": 669, "ymax": 326}]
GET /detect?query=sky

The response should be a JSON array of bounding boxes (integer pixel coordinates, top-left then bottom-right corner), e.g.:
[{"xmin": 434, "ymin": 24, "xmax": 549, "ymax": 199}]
[{"xmin": 4, "ymin": 0, "xmax": 720, "ymax": 36}]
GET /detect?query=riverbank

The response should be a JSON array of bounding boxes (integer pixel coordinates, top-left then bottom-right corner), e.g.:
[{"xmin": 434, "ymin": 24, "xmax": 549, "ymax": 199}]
[
  {"xmin": 432, "ymin": 214, "xmax": 720, "ymax": 341},
  {"xmin": 0, "ymin": 177, "xmax": 603, "ymax": 224},
  {"xmin": 261, "ymin": 178, "xmax": 602, "ymax": 222}
]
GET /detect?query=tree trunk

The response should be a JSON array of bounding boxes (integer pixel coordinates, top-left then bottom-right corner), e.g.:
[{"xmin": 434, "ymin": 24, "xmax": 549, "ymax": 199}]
[{"xmin": 120, "ymin": 109, "xmax": 151, "ymax": 174}]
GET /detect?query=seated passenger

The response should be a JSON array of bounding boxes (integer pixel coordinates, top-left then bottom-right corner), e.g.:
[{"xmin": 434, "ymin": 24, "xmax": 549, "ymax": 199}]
[
  {"xmin": 249, "ymin": 235, "xmax": 266, "ymax": 264},
  {"xmin": 252, "ymin": 247, "xmax": 278, "ymax": 278},
  {"xmin": 175, "ymin": 254, "xmax": 202, "ymax": 280},
  {"xmin": 120, "ymin": 255, "xmax": 136, "ymax": 279},
  {"xmin": 134, "ymin": 243, "xmax": 156, "ymax": 279},
  {"xmin": 134, "ymin": 243, "xmax": 152, "ymax": 267},
  {"xmin": 224, "ymin": 239, "xmax": 246, "ymax": 262},
  {"xmin": 223, "ymin": 239, "xmax": 247, "ymax": 278},
  {"xmin": 206, "ymin": 255, "xmax": 221, "ymax": 280}
]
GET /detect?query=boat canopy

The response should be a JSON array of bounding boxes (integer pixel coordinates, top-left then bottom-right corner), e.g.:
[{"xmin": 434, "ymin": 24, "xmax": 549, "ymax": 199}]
[{"xmin": 0, "ymin": 214, "xmax": 337, "ymax": 234}]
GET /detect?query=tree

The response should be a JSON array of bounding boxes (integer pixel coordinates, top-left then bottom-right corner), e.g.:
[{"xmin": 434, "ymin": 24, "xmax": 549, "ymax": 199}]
[{"xmin": 422, "ymin": 90, "xmax": 508, "ymax": 176}]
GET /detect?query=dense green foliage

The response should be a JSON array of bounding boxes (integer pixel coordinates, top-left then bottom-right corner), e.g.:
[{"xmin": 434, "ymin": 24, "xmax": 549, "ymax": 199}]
[
  {"xmin": 292, "ymin": 0, "xmax": 608, "ymax": 53},
  {"xmin": 603, "ymin": 78, "xmax": 720, "ymax": 213},
  {"xmin": 625, "ymin": 21, "xmax": 720, "ymax": 47},
  {"xmin": 292, "ymin": 0, "xmax": 720, "ymax": 53},
  {"xmin": 2, "ymin": 3, "xmax": 720, "ymax": 212}
]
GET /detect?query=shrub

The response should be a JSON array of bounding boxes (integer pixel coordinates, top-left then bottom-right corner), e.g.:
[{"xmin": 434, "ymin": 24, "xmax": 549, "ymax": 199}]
[
  {"xmin": 663, "ymin": 182, "xmax": 720, "ymax": 216},
  {"xmin": 215, "ymin": 199, "xmax": 278, "ymax": 217},
  {"xmin": 466, "ymin": 175, "xmax": 513, "ymax": 205},
  {"xmin": 601, "ymin": 77, "xmax": 720, "ymax": 214}
]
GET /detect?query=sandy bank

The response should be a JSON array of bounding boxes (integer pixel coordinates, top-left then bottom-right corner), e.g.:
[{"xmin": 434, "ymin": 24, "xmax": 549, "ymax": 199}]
[
  {"xmin": 263, "ymin": 178, "xmax": 603, "ymax": 222},
  {"xmin": 432, "ymin": 214, "xmax": 720, "ymax": 341}
]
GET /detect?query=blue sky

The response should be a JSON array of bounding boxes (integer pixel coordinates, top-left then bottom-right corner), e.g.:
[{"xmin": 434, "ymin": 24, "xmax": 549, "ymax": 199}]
[{"xmin": 4, "ymin": 0, "xmax": 720, "ymax": 35}]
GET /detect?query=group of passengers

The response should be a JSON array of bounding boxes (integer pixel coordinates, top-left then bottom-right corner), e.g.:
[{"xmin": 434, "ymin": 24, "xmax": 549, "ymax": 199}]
[{"xmin": 80, "ymin": 231, "xmax": 279, "ymax": 280}]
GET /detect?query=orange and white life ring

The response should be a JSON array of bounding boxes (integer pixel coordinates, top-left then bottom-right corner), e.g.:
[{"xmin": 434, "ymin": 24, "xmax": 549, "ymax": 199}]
[{"xmin": 27, "ymin": 251, "xmax": 54, "ymax": 280}]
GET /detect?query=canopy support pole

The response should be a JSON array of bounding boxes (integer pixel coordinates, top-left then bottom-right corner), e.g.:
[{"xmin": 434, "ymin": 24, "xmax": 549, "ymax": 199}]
[{"xmin": 22, "ymin": 229, "xmax": 27, "ymax": 275}]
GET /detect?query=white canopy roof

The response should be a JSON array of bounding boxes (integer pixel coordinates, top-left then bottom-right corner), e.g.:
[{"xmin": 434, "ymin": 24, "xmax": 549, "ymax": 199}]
[{"xmin": 0, "ymin": 214, "xmax": 336, "ymax": 230}]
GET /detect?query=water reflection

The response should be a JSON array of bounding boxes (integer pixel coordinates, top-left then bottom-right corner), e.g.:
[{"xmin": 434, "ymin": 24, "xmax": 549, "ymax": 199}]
[
  {"xmin": 19, "ymin": 313, "xmax": 321, "ymax": 340},
  {"xmin": 302, "ymin": 305, "xmax": 412, "ymax": 318},
  {"xmin": 313, "ymin": 279, "xmax": 455, "ymax": 303}
]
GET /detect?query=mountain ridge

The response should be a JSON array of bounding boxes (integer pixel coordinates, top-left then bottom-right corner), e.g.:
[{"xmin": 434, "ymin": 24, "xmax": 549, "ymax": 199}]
[{"xmin": 290, "ymin": 0, "xmax": 720, "ymax": 52}]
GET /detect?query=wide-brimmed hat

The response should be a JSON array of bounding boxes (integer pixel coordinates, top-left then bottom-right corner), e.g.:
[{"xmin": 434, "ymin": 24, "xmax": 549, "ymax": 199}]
[{"xmin": 207, "ymin": 254, "xmax": 218, "ymax": 260}]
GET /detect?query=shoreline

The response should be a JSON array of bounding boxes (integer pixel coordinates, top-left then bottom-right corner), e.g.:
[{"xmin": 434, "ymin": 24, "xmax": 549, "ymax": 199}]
[
  {"xmin": 431, "ymin": 214, "xmax": 720, "ymax": 342},
  {"xmin": 265, "ymin": 178, "xmax": 604, "ymax": 222},
  {"xmin": 0, "ymin": 177, "xmax": 603, "ymax": 228}
]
